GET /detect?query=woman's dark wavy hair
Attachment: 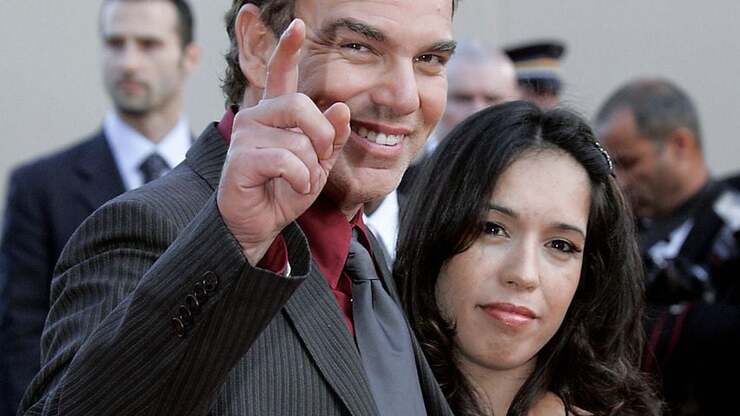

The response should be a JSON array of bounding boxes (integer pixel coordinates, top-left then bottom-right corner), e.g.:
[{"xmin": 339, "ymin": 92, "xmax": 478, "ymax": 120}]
[{"xmin": 395, "ymin": 101, "xmax": 662, "ymax": 416}]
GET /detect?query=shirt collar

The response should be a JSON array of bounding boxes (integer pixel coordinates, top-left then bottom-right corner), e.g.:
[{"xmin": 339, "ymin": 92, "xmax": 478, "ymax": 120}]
[
  {"xmin": 363, "ymin": 190, "xmax": 399, "ymax": 260},
  {"xmin": 217, "ymin": 105, "xmax": 238, "ymax": 144},
  {"xmin": 104, "ymin": 111, "xmax": 191, "ymax": 190},
  {"xmin": 297, "ymin": 195, "xmax": 371, "ymax": 290}
]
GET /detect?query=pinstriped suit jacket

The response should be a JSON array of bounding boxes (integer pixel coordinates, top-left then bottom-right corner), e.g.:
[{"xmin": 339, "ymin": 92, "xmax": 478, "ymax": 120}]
[{"xmin": 19, "ymin": 124, "xmax": 452, "ymax": 416}]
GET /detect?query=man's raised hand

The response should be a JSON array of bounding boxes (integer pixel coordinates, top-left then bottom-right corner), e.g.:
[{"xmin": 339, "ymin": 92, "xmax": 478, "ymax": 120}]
[{"xmin": 217, "ymin": 18, "xmax": 351, "ymax": 265}]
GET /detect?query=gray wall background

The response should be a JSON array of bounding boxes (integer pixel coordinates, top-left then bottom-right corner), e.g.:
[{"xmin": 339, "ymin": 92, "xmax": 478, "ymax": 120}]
[{"xmin": 1, "ymin": 1, "xmax": 738, "ymax": 208}]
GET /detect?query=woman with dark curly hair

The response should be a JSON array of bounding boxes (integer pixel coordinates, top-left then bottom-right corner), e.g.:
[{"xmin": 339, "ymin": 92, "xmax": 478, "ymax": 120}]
[{"xmin": 395, "ymin": 101, "xmax": 662, "ymax": 415}]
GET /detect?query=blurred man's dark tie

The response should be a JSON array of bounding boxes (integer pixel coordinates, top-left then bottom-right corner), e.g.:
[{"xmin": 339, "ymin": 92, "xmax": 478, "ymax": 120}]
[{"xmin": 139, "ymin": 153, "xmax": 170, "ymax": 183}]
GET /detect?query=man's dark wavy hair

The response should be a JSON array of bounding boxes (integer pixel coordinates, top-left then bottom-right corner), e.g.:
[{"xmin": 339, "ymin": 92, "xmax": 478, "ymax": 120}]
[
  {"xmin": 395, "ymin": 101, "xmax": 662, "ymax": 415},
  {"xmin": 221, "ymin": 0, "xmax": 459, "ymax": 106},
  {"xmin": 103, "ymin": 0, "xmax": 196, "ymax": 48}
]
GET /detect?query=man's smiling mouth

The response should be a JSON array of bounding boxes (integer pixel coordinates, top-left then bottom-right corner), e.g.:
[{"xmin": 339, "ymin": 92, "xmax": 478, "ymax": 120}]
[{"xmin": 351, "ymin": 123, "xmax": 407, "ymax": 146}]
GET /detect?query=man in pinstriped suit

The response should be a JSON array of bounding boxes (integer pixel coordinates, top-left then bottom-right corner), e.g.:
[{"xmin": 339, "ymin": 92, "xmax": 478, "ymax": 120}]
[{"xmin": 20, "ymin": 0, "xmax": 459, "ymax": 414}]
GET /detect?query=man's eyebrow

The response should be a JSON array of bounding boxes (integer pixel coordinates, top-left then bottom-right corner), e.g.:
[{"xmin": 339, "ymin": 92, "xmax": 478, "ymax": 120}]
[
  {"xmin": 320, "ymin": 18, "xmax": 385, "ymax": 42},
  {"xmin": 428, "ymin": 40, "xmax": 457, "ymax": 55},
  {"xmin": 319, "ymin": 18, "xmax": 457, "ymax": 56}
]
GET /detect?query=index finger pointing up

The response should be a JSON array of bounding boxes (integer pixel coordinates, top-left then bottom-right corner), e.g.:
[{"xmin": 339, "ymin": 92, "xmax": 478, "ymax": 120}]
[{"xmin": 263, "ymin": 19, "xmax": 305, "ymax": 100}]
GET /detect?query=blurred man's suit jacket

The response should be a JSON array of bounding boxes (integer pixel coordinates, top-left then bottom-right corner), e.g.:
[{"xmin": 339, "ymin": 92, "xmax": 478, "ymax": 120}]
[{"xmin": 0, "ymin": 131, "xmax": 125, "ymax": 415}]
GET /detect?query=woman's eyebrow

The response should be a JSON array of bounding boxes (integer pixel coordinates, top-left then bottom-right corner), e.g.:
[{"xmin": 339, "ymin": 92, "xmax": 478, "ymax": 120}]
[
  {"xmin": 551, "ymin": 222, "xmax": 585, "ymax": 238},
  {"xmin": 488, "ymin": 203, "xmax": 517, "ymax": 218},
  {"xmin": 489, "ymin": 203, "xmax": 586, "ymax": 237}
]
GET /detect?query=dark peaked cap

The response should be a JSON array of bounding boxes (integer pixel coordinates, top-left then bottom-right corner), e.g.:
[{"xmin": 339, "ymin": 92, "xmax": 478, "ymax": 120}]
[{"xmin": 504, "ymin": 40, "xmax": 566, "ymax": 94}]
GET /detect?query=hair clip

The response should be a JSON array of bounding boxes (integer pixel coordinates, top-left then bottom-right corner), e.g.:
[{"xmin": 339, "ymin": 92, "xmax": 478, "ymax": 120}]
[{"xmin": 593, "ymin": 140, "xmax": 614, "ymax": 175}]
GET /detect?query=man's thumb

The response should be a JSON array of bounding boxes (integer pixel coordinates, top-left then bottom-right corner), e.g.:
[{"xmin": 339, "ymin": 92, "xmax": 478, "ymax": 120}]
[{"xmin": 322, "ymin": 102, "xmax": 351, "ymax": 160}]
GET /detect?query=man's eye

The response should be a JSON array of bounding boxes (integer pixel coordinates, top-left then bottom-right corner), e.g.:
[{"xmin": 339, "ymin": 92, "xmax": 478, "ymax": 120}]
[
  {"xmin": 484, "ymin": 95, "xmax": 503, "ymax": 105},
  {"xmin": 341, "ymin": 43, "xmax": 370, "ymax": 52},
  {"xmin": 616, "ymin": 157, "xmax": 636, "ymax": 169},
  {"xmin": 547, "ymin": 239, "xmax": 581, "ymax": 254},
  {"xmin": 449, "ymin": 93, "xmax": 475, "ymax": 103},
  {"xmin": 139, "ymin": 39, "xmax": 161, "ymax": 51},
  {"xmin": 482, "ymin": 221, "xmax": 507, "ymax": 237},
  {"xmin": 415, "ymin": 54, "xmax": 448, "ymax": 65},
  {"xmin": 105, "ymin": 38, "xmax": 124, "ymax": 50}
]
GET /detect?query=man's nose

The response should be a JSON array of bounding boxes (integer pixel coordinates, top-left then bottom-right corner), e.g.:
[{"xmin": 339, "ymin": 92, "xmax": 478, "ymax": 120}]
[
  {"xmin": 371, "ymin": 60, "xmax": 420, "ymax": 116},
  {"xmin": 118, "ymin": 43, "xmax": 143, "ymax": 72},
  {"xmin": 470, "ymin": 96, "xmax": 490, "ymax": 113},
  {"xmin": 614, "ymin": 166, "xmax": 632, "ymax": 190}
]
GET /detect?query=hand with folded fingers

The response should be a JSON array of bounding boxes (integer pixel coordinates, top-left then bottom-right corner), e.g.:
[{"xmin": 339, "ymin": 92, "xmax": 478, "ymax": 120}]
[{"xmin": 217, "ymin": 18, "xmax": 351, "ymax": 265}]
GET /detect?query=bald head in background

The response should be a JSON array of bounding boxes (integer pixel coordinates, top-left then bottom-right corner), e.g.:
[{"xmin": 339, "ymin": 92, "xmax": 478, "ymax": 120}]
[
  {"xmin": 596, "ymin": 78, "xmax": 708, "ymax": 219},
  {"xmin": 433, "ymin": 41, "xmax": 519, "ymax": 143}
]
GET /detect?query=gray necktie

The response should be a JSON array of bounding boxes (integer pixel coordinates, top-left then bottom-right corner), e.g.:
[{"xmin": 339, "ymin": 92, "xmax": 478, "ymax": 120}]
[
  {"xmin": 139, "ymin": 153, "xmax": 170, "ymax": 183},
  {"xmin": 345, "ymin": 229, "xmax": 427, "ymax": 415}
]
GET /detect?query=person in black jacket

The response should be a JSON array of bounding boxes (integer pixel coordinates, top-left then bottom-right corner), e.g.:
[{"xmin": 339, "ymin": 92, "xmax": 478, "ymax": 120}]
[{"xmin": 596, "ymin": 77, "xmax": 740, "ymax": 415}]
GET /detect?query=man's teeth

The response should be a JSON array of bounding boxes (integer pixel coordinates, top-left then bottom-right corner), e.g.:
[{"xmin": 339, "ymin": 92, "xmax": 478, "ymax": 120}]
[{"xmin": 357, "ymin": 126, "xmax": 403, "ymax": 146}]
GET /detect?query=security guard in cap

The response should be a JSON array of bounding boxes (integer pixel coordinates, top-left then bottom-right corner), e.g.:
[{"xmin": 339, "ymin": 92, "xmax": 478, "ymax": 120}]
[
  {"xmin": 596, "ymin": 77, "xmax": 740, "ymax": 416},
  {"xmin": 504, "ymin": 40, "xmax": 565, "ymax": 109}
]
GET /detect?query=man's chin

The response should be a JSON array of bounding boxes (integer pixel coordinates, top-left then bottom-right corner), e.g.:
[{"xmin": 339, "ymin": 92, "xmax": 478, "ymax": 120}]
[
  {"xmin": 324, "ymin": 172, "xmax": 399, "ymax": 214},
  {"xmin": 114, "ymin": 102, "xmax": 152, "ymax": 118},
  {"xmin": 634, "ymin": 202, "xmax": 657, "ymax": 219}
]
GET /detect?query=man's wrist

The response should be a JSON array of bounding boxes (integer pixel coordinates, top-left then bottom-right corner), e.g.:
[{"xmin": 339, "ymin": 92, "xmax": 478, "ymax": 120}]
[{"xmin": 255, "ymin": 234, "xmax": 290, "ymax": 275}]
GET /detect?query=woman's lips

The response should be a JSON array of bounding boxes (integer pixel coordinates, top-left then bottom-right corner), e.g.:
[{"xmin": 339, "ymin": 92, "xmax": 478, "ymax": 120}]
[{"xmin": 482, "ymin": 302, "xmax": 537, "ymax": 328}]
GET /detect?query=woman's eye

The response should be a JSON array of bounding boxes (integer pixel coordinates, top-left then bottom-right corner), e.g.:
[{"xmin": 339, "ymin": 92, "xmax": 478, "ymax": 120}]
[
  {"xmin": 548, "ymin": 239, "xmax": 581, "ymax": 254},
  {"xmin": 482, "ymin": 221, "xmax": 507, "ymax": 237}
]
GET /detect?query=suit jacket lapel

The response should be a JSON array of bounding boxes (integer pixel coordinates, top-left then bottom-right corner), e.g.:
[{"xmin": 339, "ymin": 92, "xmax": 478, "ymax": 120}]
[
  {"xmin": 284, "ymin": 261, "xmax": 378, "ymax": 416},
  {"xmin": 184, "ymin": 123, "xmax": 229, "ymax": 190},
  {"xmin": 72, "ymin": 131, "xmax": 126, "ymax": 211},
  {"xmin": 367, "ymin": 231, "xmax": 401, "ymax": 301},
  {"xmin": 408, "ymin": 329, "xmax": 453, "ymax": 415},
  {"xmin": 74, "ymin": 129, "xmax": 201, "ymax": 211}
]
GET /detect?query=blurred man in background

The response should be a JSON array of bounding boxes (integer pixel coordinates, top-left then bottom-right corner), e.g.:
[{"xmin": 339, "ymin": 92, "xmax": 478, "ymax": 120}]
[
  {"xmin": 504, "ymin": 40, "xmax": 565, "ymax": 109},
  {"xmin": 421, "ymin": 40, "xmax": 519, "ymax": 156},
  {"xmin": 371, "ymin": 40, "xmax": 519, "ymax": 260},
  {"xmin": 596, "ymin": 78, "xmax": 740, "ymax": 415},
  {"xmin": 0, "ymin": 1, "xmax": 200, "ymax": 413},
  {"xmin": 724, "ymin": 171, "xmax": 740, "ymax": 190},
  {"xmin": 0, "ymin": 272, "xmax": 9, "ymax": 416}
]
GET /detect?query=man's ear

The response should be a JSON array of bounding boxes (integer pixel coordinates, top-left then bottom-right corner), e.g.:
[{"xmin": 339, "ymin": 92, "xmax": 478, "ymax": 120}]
[
  {"xmin": 181, "ymin": 43, "xmax": 202, "ymax": 77},
  {"xmin": 667, "ymin": 127, "xmax": 699, "ymax": 158},
  {"xmin": 235, "ymin": 3, "xmax": 277, "ymax": 89}
]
